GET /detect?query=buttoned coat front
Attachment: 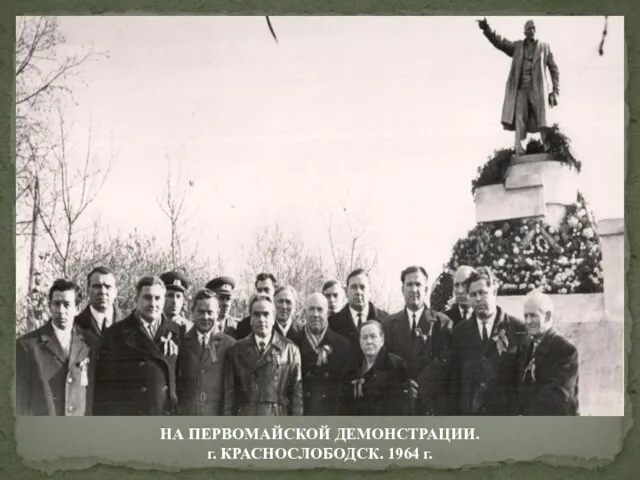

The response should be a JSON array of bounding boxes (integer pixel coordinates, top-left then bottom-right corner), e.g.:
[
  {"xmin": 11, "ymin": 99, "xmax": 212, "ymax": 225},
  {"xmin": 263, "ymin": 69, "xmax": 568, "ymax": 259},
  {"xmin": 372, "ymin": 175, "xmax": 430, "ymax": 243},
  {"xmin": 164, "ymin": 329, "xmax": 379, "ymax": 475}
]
[
  {"xmin": 383, "ymin": 308, "xmax": 454, "ymax": 415},
  {"xmin": 450, "ymin": 307, "xmax": 531, "ymax": 415},
  {"xmin": 176, "ymin": 329, "xmax": 236, "ymax": 415},
  {"xmin": 16, "ymin": 322, "xmax": 99, "ymax": 416},
  {"xmin": 223, "ymin": 332, "xmax": 303, "ymax": 416},
  {"xmin": 93, "ymin": 312, "xmax": 182, "ymax": 416}
]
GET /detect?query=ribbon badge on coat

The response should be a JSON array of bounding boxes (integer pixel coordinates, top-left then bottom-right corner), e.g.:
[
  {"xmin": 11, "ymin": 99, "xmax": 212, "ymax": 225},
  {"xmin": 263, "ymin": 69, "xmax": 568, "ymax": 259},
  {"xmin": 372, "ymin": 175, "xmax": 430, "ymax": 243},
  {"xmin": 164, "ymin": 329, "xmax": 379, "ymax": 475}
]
[
  {"xmin": 523, "ymin": 358, "xmax": 536, "ymax": 382},
  {"xmin": 79, "ymin": 358, "xmax": 90, "ymax": 387},
  {"xmin": 352, "ymin": 378, "xmax": 365, "ymax": 398},
  {"xmin": 161, "ymin": 332, "xmax": 178, "ymax": 356},
  {"xmin": 316, "ymin": 345, "xmax": 333, "ymax": 367},
  {"xmin": 492, "ymin": 328, "xmax": 509, "ymax": 356},
  {"xmin": 414, "ymin": 327, "xmax": 429, "ymax": 343}
]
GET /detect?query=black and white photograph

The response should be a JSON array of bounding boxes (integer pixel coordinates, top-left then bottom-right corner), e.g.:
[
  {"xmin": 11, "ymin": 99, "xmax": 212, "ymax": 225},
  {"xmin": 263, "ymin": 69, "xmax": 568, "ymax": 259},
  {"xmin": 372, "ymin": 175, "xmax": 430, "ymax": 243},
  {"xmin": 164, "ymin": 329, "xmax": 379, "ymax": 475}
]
[{"xmin": 15, "ymin": 16, "xmax": 624, "ymax": 421}]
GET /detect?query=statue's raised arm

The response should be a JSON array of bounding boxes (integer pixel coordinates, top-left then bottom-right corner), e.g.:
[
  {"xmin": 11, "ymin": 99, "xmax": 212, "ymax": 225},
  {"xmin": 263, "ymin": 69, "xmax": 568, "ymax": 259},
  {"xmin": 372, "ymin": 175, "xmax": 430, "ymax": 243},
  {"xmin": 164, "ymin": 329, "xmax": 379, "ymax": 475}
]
[
  {"xmin": 477, "ymin": 17, "xmax": 515, "ymax": 57},
  {"xmin": 478, "ymin": 19, "xmax": 561, "ymax": 155}
]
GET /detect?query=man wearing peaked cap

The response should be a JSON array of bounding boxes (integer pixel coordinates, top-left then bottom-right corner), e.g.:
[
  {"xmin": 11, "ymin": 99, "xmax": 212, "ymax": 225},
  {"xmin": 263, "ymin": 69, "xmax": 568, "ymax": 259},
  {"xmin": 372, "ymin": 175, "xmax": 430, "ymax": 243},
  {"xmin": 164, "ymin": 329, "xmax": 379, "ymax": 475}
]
[
  {"xmin": 205, "ymin": 276, "xmax": 240, "ymax": 337},
  {"xmin": 160, "ymin": 271, "xmax": 193, "ymax": 334}
]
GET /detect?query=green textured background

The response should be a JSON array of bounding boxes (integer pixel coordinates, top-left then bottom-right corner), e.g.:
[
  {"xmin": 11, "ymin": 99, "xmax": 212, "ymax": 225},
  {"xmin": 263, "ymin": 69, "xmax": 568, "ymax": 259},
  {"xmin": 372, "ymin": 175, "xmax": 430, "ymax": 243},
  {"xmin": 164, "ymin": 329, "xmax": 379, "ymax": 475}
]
[{"xmin": 0, "ymin": 2, "xmax": 635, "ymax": 478}]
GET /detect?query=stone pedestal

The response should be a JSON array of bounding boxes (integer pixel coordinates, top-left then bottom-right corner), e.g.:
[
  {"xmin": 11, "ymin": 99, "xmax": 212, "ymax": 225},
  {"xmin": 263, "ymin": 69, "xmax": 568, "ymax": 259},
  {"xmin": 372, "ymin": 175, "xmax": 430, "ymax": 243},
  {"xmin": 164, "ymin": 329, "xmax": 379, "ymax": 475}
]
[
  {"xmin": 597, "ymin": 218, "xmax": 625, "ymax": 323},
  {"xmin": 474, "ymin": 153, "xmax": 578, "ymax": 229}
]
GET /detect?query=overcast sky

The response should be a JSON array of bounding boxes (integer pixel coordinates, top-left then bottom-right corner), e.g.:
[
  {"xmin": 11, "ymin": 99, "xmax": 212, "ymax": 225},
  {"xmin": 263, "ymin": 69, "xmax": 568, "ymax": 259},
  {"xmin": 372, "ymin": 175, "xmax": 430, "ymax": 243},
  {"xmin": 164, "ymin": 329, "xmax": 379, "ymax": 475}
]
[{"xmin": 16, "ymin": 16, "xmax": 625, "ymax": 310}]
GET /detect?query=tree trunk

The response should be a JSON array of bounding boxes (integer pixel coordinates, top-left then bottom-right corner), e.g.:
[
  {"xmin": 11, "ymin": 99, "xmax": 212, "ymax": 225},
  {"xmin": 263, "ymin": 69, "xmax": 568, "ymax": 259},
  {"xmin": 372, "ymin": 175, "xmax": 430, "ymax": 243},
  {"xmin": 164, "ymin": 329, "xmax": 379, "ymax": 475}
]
[{"xmin": 27, "ymin": 176, "xmax": 40, "ymax": 333}]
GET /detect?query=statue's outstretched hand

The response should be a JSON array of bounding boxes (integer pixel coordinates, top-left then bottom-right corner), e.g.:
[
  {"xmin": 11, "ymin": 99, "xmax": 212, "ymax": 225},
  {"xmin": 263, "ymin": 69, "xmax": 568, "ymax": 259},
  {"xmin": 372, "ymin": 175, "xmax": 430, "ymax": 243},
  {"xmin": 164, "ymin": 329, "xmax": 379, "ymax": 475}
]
[{"xmin": 477, "ymin": 17, "xmax": 489, "ymax": 31}]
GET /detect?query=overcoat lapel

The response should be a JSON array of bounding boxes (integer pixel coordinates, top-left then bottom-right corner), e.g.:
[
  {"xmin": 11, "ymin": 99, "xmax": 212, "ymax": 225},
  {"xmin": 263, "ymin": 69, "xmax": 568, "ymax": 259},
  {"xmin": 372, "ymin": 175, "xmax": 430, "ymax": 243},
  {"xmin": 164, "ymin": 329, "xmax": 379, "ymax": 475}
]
[
  {"xmin": 40, "ymin": 323, "xmax": 68, "ymax": 364},
  {"xmin": 124, "ymin": 321, "xmax": 167, "ymax": 364},
  {"xmin": 68, "ymin": 327, "xmax": 90, "ymax": 368}
]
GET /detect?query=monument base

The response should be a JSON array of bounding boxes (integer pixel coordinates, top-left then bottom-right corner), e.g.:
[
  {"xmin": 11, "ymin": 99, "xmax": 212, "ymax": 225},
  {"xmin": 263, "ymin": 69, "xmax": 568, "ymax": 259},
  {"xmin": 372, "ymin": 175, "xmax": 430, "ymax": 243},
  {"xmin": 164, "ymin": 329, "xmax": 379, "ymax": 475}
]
[{"xmin": 474, "ymin": 153, "xmax": 578, "ymax": 229}]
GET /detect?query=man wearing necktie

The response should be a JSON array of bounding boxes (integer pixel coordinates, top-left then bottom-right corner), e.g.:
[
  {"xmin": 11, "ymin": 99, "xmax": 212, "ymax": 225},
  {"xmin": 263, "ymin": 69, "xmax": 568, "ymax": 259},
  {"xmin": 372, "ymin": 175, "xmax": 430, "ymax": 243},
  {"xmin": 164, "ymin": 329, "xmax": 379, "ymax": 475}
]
[
  {"xmin": 223, "ymin": 295, "xmax": 303, "ymax": 415},
  {"xmin": 74, "ymin": 266, "xmax": 125, "ymax": 338},
  {"xmin": 16, "ymin": 279, "xmax": 100, "ymax": 416},
  {"xmin": 176, "ymin": 289, "xmax": 236, "ymax": 415},
  {"xmin": 450, "ymin": 267, "xmax": 530, "ymax": 415},
  {"xmin": 93, "ymin": 276, "xmax": 182, "ymax": 415},
  {"xmin": 384, "ymin": 266, "xmax": 454, "ymax": 415},
  {"xmin": 519, "ymin": 291, "xmax": 579, "ymax": 415},
  {"xmin": 444, "ymin": 265, "xmax": 476, "ymax": 328},
  {"xmin": 329, "ymin": 268, "xmax": 389, "ymax": 355}
]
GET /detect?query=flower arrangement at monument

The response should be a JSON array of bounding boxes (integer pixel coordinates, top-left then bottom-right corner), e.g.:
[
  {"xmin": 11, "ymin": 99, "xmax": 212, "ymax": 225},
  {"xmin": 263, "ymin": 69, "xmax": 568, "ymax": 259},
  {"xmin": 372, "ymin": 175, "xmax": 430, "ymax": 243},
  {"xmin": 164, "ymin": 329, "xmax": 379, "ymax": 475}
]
[
  {"xmin": 471, "ymin": 124, "xmax": 582, "ymax": 194},
  {"xmin": 430, "ymin": 191, "xmax": 604, "ymax": 311}
]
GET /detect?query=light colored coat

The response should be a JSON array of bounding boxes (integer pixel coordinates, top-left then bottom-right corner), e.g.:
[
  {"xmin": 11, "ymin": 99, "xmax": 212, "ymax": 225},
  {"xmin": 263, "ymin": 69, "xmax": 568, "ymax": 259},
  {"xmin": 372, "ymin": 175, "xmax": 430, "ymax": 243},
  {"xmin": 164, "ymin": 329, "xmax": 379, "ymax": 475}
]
[
  {"xmin": 483, "ymin": 28, "xmax": 560, "ymax": 132},
  {"xmin": 223, "ymin": 332, "xmax": 303, "ymax": 416},
  {"xmin": 16, "ymin": 322, "xmax": 99, "ymax": 416}
]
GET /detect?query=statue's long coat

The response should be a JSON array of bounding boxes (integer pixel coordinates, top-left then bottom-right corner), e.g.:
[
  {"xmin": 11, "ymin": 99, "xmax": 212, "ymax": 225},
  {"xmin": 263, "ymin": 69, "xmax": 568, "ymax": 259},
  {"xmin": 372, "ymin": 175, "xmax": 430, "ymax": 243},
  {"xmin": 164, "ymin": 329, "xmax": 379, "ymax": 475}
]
[{"xmin": 483, "ymin": 28, "xmax": 560, "ymax": 133}]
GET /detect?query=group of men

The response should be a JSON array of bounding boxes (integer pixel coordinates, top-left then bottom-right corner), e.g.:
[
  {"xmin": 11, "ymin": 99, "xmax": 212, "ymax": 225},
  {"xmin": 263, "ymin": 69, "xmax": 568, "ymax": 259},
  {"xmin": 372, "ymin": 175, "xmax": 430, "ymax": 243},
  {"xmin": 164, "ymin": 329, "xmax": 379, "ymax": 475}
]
[{"xmin": 16, "ymin": 263, "xmax": 579, "ymax": 416}]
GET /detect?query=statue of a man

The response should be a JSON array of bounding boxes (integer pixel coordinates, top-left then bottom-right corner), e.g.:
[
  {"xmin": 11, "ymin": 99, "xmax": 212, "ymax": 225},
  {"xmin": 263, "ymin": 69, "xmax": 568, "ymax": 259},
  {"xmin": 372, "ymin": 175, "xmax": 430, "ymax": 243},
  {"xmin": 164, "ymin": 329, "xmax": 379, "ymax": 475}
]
[{"xmin": 477, "ymin": 18, "xmax": 560, "ymax": 155}]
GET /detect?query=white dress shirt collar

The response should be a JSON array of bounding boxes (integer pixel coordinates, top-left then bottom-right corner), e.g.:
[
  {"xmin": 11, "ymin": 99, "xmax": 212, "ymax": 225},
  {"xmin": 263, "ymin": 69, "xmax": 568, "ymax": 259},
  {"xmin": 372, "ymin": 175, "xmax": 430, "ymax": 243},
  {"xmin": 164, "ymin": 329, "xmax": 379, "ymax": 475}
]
[
  {"xmin": 406, "ymin": 305, "xmax": 425, "ymax": 328},
  {"xmin": 90, "ymin": 304, "xmax": 113, "ymax": 329},
  {"xmin": 459, "ymin": 304, "xmax": 472, "ymax": 321},
  {"xmin": 277, "ymin": 317, "xmax": 293, "ymax": 337},
  {"xmin": 476, "ymin": 311, "xmax": 497, "ymax": 339},
  {"xmin": 51, "ymin": 322, "xmax": 73, "ymax": 353},
  {"xmin": 350, "ymin": 305, "xmax": 369, "ymax": 328}
]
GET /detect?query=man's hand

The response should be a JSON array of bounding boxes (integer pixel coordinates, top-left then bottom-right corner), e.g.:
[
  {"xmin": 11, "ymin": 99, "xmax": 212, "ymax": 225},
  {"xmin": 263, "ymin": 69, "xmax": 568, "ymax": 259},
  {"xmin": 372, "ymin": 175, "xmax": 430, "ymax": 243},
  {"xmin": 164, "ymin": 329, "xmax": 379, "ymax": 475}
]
[
  {"xmin": 548, "ymin": 92, "xmax": 559, "ymax": 108},
  {"xmin": 477, "ymin": 17, "xmax": 489, "ymax": 32}
]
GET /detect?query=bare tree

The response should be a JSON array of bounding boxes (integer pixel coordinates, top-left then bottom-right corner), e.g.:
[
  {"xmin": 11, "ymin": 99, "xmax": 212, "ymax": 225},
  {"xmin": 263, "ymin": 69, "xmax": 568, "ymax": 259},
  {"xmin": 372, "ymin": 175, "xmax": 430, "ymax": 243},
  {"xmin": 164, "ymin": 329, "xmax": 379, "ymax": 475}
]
[
  {"xmin": 34, "ymin": 108, "xmax": 113, "ymax": 278},
  {"xmin": 16, "ymin": 17, "xmax": 105, "ymax": 209},
  {"xmin": 240, "ymin": 223, "xmax": 327, "ymax": 306},
  {"xmin": 156, "ymin": 154, "xmax": 201, "ymax": 268},
  {"xmin": 326, "ymin": 207, "xmax": 378, "ymax": 283}
]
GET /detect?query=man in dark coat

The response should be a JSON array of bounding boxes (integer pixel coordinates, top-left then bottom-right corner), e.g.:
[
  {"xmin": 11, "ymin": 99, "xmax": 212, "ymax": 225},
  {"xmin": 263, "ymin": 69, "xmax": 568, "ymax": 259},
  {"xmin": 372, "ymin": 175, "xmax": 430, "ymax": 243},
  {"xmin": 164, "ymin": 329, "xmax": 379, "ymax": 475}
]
[
  {"xmin": 205, "ymin": 276, "xmax": 240, "ymax": 337},
  {"xmin": 176, "ymin": 289, "xmax": 236, "ymax": 415},
  {"xmin": 17, "ymin": 279, "xmax": 100, "ymax": 416},
  {"xmin": 344, "ymin": 320, "xmax": 412, "ymax": 416},
  {"xmin": 384, "ymin": 266, "xmax": 454, "ymax": 415},
  {"xmin": 93, "ymin": 276, "xmax": 182, "ymax": 416},
  {"xmin": 477, "ymin": 17, "xmax": 560, "ymax": 154},
  {"xmin": 234, "ymin": 272, "xmax": 278, "ymax": 339},
  {"xmin": 329, "ymin": 268, "xmax": 389, "ymax": 355},
  {"xmin": 519, "ymin": 291, "xmax": 579, "ymax": 415},
  {"xmin": 223, "ymin": 295, "xmax": 303, "ymax": 416},
  {"xmin": 74, "ymin": 266, "xmax": 125, "ymax": 338},
  {"xmin": 296, "ymin": 293, "xmax": 351, "ymax": 415},
  {"xmin": 444, "ymin": 265, "xmax": 476, "ymax": 328},
  {"xmin": 273, "ymin": 285, "xmax": 304, "ymax": 344},
  {"xmin": 450, "ymin": 267, "xmax": 531, "ymax": 415}
]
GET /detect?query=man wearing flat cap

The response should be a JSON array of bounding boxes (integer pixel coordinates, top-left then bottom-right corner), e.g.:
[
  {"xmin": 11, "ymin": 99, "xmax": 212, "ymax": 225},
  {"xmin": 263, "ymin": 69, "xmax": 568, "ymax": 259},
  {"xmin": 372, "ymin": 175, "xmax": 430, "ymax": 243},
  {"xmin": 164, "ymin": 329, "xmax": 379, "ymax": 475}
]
[
  {"xmin": 477, "ymin": 17, "xmax": 560, "ymax": 155},
  {"xmin": 205, "ymin": 276, "xmax": 240, "ymax": 337},
  {"xmin": 160, "ymin": 271, "xmax": 193, "ymax": 334}
]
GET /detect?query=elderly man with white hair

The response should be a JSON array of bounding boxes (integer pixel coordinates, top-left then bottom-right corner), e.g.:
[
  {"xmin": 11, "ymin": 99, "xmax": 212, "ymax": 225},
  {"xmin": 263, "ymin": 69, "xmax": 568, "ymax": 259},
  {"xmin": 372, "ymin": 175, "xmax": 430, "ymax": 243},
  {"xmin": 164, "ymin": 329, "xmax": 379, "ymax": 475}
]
[
  {"xmin": 520, "ymin": 290, "xmax": 579, "ymax": 415},
  {"xmin": 295, "ymin": 293, "xmax": 351, "ymax": 415}
]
